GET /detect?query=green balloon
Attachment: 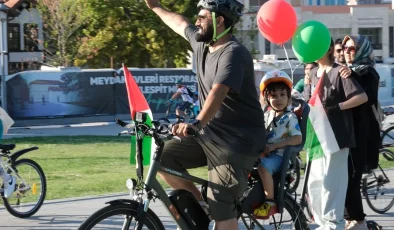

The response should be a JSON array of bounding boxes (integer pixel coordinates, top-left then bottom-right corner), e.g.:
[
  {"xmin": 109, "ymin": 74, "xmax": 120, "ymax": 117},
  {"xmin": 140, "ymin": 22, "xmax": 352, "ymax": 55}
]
[{"xmin": 292, "ymin": 21, "xmax": 331, "ymax": 63}]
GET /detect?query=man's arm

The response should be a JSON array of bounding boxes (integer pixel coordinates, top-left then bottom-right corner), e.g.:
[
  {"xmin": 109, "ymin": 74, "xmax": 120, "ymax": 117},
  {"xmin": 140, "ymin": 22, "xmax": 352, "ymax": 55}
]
[
  {"xmin": 196, "ymin": 84, "xmax": 229, "ymax": 127},
  {"xmin": 146, "ymin": 1, "xmax": 191, "ymax": 40}
]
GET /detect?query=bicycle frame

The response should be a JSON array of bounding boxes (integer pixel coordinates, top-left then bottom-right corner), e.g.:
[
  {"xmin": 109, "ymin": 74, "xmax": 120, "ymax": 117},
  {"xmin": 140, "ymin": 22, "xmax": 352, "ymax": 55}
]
[
  {"xmin": 296, "ymin": 158, "xmax": 314, "ymax": 223},
  {"xmin": 132, "ymin": 125, "xmax": 208, "ymax": 230}
]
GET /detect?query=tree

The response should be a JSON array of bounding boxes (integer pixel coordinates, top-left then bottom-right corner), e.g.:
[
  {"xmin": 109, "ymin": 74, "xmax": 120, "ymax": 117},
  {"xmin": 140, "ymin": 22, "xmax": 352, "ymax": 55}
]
[
  {"xmin": 73, "ymin": 0, "xmax": 197, "ymax": 68},
  {"xmin": 234, "ymin": 15, "xmax": 260, "ymax": 60},
  {"xmin": 36, "ymin": 0, "xmax": 85, "ymax": 67}
]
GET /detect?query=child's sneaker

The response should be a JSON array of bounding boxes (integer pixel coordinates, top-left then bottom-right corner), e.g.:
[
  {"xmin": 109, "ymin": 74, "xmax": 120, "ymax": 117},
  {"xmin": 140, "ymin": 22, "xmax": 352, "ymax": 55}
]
[{"xmin": 253, "ymin": 201, "xmax": 278, "ymax": 219}]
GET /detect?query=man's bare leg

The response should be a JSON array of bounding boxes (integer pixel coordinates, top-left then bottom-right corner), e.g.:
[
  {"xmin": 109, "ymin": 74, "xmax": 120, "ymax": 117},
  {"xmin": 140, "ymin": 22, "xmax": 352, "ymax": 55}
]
[{"xmin": 158, "ymin": 171, "xmax": 203, "ymax": 200}]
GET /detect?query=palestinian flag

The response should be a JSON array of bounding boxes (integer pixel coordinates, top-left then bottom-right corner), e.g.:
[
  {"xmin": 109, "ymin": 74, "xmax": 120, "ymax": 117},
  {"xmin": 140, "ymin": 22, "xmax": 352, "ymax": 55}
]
[
  {"xmin": 304, "ymin": 74, "xmax": 340, "ymax": 160},
  {"xmin": 123, "ymin": 64, "xmax": 155, "ymax": 166}
]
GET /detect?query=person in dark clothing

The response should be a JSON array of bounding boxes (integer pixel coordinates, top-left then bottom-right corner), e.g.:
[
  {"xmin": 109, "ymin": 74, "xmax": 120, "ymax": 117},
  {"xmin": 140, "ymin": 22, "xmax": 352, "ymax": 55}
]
[{"xmin": 341, "ymin": 34, "xmax": 380, "ymax": 230}]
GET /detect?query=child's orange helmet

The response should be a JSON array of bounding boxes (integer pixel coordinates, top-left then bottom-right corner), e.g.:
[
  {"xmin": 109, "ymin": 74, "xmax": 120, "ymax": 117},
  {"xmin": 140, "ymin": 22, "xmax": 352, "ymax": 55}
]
[{"xmin": 259, "ymin": 70, "xmax": 293, "ymax": 93}]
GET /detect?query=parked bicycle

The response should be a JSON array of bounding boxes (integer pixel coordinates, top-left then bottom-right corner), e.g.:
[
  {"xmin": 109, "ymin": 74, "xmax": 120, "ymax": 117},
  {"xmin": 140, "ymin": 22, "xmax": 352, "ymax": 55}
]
[
  {"xmin": 0, "ymin": 144, "xmax": 47, "ymax": 218},
  {"xmin": 78, "ymin": 113, "xmax": 309, "ymax": 230}
]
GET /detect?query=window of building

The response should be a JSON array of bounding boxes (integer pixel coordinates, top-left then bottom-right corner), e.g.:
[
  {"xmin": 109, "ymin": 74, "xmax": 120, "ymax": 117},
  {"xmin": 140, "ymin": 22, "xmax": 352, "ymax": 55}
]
[
  {"xmin": 358, "ymin": 0, "xmax": 381, "ymax": 4},
  {"xmin": 329, "ymin": 28, "xmax": 351, "ymax": 42},
  {"xmin": 325, "ymin": 0, "xmax": 336, "ymax": 5},
  {"xmin": 249, "ymin": 0, "xmax": 268, "ymax": 12},
  {"xmin": 8, "ymin": 23, "xmax": 20, "ymax": 51},
  {"xmin": 265, "ymin": 39, "xmax": 271, "ymax": 55},
  {"xmin": 389, "ymin": 27, "xmax": 393, "ymax": 57},
  {"xmin": 358, "ymin": 28, "xmax": 382, "ymax": 50},
  {"xmin": 24, "ymin": 23, "xmax": 39, "ymax": 52}
]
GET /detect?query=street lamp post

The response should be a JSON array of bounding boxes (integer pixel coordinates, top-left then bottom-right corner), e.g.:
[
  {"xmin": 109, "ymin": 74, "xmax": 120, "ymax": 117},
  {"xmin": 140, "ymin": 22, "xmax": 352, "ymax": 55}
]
[{"xmin": 0, "ymin": 2, "xmax": 8, "ymax": 112}]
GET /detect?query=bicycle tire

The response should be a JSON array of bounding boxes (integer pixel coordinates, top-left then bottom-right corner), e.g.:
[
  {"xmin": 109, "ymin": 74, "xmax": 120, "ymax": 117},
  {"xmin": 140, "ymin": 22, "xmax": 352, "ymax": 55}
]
[
  {"xmin": 363, "ymin": 150, "xmax": 394, "ymax": 214},
  {"xmin": 239, "ymin": 195, "xmax": 309, "ymax": 230},
  {"xmin": 381, "ymin": 125, "xmax": 394, "ymax": 147},
  {"xmin": 286, "ymin": 158, "xmax": 301, "ymax": 194},
  {"xmin": 381, "ymin": 148, "xmax": 394, "ymax": 161},
  {"xmin": 79, "ymin": 202, "xmax": 165, "ymax": 230},
  {"xmin": 2, "ymin": 158, "xmax": 47, "ymax": 218}
]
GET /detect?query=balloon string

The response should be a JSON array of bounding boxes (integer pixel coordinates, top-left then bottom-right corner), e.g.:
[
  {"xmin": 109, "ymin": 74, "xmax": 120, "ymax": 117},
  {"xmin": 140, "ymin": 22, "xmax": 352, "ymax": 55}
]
[{"xmin": 282, "ymin": 44, "xmax": 294, "ymax": 81}]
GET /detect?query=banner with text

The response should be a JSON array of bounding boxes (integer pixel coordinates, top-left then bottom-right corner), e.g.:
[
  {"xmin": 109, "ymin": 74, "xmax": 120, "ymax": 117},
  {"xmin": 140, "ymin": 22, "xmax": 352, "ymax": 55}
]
[{"xmin": 6, "ymin": 68, "xmax": 197, "ymax": 119}]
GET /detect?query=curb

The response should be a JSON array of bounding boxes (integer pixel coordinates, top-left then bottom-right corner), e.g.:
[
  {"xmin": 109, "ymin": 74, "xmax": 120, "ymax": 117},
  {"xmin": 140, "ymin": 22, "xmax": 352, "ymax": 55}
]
[{"xmin": 9, "ymin": 120, "xmax": 133, "ymax": 130}]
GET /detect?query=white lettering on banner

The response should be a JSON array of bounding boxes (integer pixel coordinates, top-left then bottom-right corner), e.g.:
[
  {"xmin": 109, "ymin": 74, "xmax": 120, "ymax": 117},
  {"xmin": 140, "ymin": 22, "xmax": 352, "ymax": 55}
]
[
  {"xmin": 90, "ymin": 76, "xmax": 125, "ymax": 85},
  {"xmin": 89, "ymin": 74, "xmax": 197, "ymax": 85}
]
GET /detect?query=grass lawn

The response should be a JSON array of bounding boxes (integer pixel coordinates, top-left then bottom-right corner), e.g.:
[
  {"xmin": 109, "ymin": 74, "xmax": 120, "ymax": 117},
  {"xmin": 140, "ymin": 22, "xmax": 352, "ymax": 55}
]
[
  {"xmin": 3, "ymin": 136, "xmax": 392, "ymax": 201},
  {"xmin": 2, "ymin": 136, "xmax": 208, "ymax": 201}
]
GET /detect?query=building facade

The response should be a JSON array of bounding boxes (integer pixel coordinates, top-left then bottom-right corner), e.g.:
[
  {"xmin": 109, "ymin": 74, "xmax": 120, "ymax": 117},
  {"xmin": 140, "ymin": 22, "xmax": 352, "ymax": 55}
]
[
  {"xmin": 235, "ymin": 0, "xmax": 394, "ymax": 61},
  {"xmin": 5, "ymin": 0, "xmax": 43, "ymax": 74}
]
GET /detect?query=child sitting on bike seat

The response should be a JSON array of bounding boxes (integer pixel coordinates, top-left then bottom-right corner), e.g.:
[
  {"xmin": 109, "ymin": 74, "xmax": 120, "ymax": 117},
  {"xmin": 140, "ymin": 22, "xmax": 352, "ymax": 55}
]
[{"xmin": 254, "ymin": 70, "xmax": 302, "ymax": 219}]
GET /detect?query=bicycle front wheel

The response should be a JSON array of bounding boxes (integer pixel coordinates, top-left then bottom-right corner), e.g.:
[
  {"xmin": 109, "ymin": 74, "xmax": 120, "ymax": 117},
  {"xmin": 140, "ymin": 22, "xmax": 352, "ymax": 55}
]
[
  {"xmin": 79, "ymin": 202, "xmax": 165, "ymax": 230},
  {"xmin": 2, "ymin": 158, "xmax": 47, "ymax": 218},
  {"xmin": 363, "ymin": 149, "xmax": 394, "ymax": 214}
]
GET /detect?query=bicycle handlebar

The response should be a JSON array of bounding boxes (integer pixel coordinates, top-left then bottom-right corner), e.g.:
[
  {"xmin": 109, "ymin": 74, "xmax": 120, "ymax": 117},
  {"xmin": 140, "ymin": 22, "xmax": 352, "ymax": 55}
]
[{"xmin": 115, "ymin": 118, "xmax": 184, "ymax": 142}]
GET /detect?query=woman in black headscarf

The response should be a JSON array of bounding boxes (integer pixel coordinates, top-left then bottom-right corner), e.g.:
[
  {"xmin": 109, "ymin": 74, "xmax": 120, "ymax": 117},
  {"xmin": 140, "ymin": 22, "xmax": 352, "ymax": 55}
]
[{"xmin": 342, "ymin": 34, "xmax": 380, "ymax": 229}]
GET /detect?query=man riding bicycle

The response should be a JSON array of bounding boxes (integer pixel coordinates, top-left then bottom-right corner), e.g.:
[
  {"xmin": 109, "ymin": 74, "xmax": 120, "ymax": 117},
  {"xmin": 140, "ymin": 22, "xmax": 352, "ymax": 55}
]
[
  {"xmin": 144, "ymin": 0, "xmax": 266, "ymax": 229},
  {"xmin": 168, "ymin": 79, "xmax": 194, "ymax": 122}
]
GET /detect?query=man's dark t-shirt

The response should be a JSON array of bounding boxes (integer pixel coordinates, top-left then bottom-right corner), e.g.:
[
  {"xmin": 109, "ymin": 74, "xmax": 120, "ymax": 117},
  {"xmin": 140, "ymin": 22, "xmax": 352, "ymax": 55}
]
[{"xmin": 184, "ymin": 25, "xmax": 266, "ymax": 156}]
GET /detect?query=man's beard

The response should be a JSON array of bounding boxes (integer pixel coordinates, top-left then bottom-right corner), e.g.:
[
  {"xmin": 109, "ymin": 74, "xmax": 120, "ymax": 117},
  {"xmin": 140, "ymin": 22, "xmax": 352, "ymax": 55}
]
[{"xmin": 195, "ymin": 23, "xmax": 214, "ymax": 43}]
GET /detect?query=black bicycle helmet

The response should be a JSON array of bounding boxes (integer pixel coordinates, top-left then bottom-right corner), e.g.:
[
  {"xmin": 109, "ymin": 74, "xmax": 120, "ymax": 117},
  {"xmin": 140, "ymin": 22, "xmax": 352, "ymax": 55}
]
[{"xmin": 197, "ymin": 0, "xmax": 244, "ymax": 26}]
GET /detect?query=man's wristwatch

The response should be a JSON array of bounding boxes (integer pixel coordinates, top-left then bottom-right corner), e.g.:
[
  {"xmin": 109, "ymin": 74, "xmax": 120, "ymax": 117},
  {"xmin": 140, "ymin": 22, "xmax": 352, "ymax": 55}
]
[{"xmin": 191, "ymin": 119, "xmax": 203, "ymax": 131}]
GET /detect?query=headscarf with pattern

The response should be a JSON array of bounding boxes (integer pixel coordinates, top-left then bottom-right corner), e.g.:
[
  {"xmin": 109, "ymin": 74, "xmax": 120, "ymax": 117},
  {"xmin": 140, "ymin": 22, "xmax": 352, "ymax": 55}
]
[{"xmin": 342, "ymin": 34, "xmax": 375, "ymax": 71}]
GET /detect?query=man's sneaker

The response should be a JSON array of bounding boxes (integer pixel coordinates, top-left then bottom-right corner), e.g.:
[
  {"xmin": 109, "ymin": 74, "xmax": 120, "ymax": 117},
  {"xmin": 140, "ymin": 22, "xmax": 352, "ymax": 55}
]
[
  {"xmin": 347, "ymin": 220, "xmax": 368, "ymax": 230},
  {"xmin": 3, "ymin": 176, "xmax": 16, "ymax": 198},
  {"xmin": 253, "ymin": 202, "xmax": 278, "ymax": 220}
]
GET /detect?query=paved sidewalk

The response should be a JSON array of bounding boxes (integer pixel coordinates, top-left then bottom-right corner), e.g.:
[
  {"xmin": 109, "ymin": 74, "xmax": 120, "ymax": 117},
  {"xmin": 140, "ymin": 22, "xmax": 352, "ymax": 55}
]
[{"xmin": 0, "ymin": 184, "xmax": 393, "ymax": 230}]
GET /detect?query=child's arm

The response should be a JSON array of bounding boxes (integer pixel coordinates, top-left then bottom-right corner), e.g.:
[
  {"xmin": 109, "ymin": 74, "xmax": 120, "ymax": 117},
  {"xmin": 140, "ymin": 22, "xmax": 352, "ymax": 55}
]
[
  {"xmin": 270, "ymin": 135, "xmax": 302, "ymax": 151},
  {"xmin": 339, "ymin": 93, "xmax": 368, "ymax": 110}
]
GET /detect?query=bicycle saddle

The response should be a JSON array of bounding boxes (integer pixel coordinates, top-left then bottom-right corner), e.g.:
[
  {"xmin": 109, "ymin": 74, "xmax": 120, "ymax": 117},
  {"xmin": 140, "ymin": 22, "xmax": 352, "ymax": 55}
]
[{"xmin": 0, "ymin": 144, "xmax": 16, "ymax": 151}]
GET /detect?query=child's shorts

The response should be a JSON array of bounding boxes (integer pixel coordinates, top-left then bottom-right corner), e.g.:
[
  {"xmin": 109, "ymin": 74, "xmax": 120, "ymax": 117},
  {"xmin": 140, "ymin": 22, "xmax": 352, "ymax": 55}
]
[{"xmin": 259, "ymin": 153, "xmax": 283, "ymax": 175}]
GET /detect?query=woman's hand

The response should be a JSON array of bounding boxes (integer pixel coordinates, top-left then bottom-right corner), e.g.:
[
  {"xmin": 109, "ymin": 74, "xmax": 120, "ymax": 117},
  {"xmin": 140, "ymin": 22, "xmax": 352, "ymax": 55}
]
[{"xmin": 339, "ymin": 66, "xmax": 352, "ymax": 79}]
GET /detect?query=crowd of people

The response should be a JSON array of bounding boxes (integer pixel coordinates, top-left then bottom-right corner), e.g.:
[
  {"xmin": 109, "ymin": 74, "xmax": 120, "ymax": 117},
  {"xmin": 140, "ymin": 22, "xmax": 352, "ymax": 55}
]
[{"xmin": 143, "ymin": 0, "xmax": 382, "ymax": 229}]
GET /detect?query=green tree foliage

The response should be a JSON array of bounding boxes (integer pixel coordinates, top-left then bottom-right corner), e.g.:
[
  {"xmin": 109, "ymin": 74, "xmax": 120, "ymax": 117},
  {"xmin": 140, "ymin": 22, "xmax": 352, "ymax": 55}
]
[
  {"xmin": 74, "ymin": 0, "xmax": 197, "ymax": 68},
  {"xmin": 36, "ymin": 0, "xmax": 85, "ymax": 67}
]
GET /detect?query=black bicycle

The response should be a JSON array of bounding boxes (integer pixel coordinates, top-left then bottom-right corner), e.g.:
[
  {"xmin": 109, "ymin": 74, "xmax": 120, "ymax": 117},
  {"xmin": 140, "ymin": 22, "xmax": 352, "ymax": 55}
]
[
  {"xmin": 78, "ymin": 113, "xmax": 308, "ymax": 230},
  {"xmin": 0, "ymin": 144, "xmax": 47, "ymax": 218}
]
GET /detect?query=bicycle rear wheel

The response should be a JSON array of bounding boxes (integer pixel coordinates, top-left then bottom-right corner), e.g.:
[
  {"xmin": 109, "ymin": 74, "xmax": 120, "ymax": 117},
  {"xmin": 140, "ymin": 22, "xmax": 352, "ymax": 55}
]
[
  {"xmin": 239, "ymin": 195, "xmax": 309, "ymax": 230},
  {"xmin": 79, "ymin": 202, "xmax": 165, "ymax": 230},
  {"xmin": 2, "ymin": 158, "xmax": 46, "ymax": 218},
  {"xmin": 363, "ymin": 149, "xmax": 394, "ymax": 214}
]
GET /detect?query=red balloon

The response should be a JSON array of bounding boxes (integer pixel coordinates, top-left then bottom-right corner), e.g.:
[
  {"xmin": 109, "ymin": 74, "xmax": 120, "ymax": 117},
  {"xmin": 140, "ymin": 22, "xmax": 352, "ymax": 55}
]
[{"xmin": 257, "ymin": 0, "xmax": 297, "ymax": 45}]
